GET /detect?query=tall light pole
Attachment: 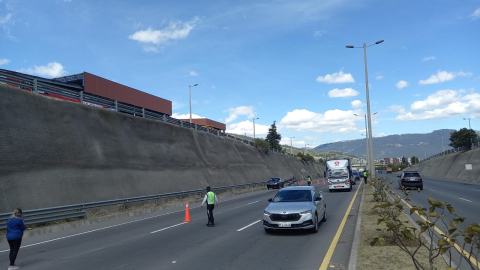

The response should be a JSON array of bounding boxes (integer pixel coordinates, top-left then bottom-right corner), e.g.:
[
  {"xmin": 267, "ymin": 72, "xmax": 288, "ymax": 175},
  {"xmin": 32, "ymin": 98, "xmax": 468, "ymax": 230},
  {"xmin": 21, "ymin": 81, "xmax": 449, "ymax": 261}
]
[
  {"xmin": 347, "ymin": 39, "xmax": 384, "ymax": 178},
  {"xmin": 253, "ymin": 117, "xmax": 259, "ymax": 139},
  {"xmin": 189, "ymin": 84, "xmax": 198, "ymax": 123},
  {"xmin": 355, "ymin": 112, "xmax": 377, "ymax": 174},
  {"xmin": 290, "ymin": 137, "xmax": 295, "ymax": 154},
  {"xmin": 304, "ymin": 143, "xmax": 309, "ymax": 154},
  {"xmin": 463, "ymin": 118, "xmax": 471, "ymax": 129}
]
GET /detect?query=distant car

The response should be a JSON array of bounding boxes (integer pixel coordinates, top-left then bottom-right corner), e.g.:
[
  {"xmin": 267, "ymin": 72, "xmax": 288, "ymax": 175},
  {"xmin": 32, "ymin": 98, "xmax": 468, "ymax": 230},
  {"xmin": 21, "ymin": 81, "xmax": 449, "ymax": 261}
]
[
  {"xmin": 352, "ymin": 171, "xmax": 361, "ymax": 183},
  {"xmin": 263, "ymin": 186, "xmax": 326, "ymax": 233},
  {"xmin": 398, "ymin": 171, "xmax": 423, "ymax": 190},
  {"xmin": 267, "ymin": 178, "xmax": 284, "ymax": 189}
]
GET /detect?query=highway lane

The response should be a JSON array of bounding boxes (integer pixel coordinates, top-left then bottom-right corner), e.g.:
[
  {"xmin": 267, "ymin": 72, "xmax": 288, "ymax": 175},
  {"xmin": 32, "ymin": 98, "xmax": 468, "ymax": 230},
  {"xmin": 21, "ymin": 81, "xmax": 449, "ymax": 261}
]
[
  {"xmin": 384, "ymin": 173, "xmax": 480, "ymax": 269},
  {"xmin": 1, "ymin": 182, "xmax": 363, "ymax": 270}
]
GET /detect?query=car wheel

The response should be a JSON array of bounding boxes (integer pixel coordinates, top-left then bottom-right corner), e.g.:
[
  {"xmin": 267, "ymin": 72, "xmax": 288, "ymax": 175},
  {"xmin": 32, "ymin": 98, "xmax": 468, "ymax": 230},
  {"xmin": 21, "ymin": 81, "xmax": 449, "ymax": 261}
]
[
  {"xmin": 329, "ymin": 189, "xmax": 333, "ymax": 193},
  {"xmin": 348, "ymin": 186, "xmax": 352, "ymax": 192},
  {"xmin": 311, "ymin": 215, "xmax": 319, "ymax": 233},
  {"xmin": 321, "ymin": 206, "xmax": 327, "ymax": 222},
  {"xmin": 420, "ymin": 185, "xmax": 423, "ymax": 190},
  {"xmin": 267, "ymin": 187, "xmax": 270, "ymax": 189},
  {"xmin": 265, "ymin": 228, "xmax": 274, "ymax": 234}
]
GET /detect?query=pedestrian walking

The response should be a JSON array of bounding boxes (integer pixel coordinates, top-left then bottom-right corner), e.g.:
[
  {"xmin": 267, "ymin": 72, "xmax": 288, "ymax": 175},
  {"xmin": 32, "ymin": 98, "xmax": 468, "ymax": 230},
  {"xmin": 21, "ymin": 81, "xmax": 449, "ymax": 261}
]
[
  {"xmin": 201, "ymin": 186, "xmax": 219, "ymax": 227},
  {"xmin": 363, "ymin": 170, "xmax": 368, "ymax": 184},
  {"xmin": 307, "ymin": 176, "xmax": 312, "ymax": 186},
  {"xmin": 6, "ymin": 208, "xmax": 25, "ymax": 270}
]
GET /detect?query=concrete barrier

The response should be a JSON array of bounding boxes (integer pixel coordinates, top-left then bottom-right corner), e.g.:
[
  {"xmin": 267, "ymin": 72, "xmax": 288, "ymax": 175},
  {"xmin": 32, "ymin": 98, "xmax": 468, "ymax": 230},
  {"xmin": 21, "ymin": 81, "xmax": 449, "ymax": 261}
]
[
  {"xmin": 409, "ymin": 148, "xmax": 480, "ymax": 183},
  {"xmin": 0, "ymin": 84, "xmax": 324, "ymax": 212}
]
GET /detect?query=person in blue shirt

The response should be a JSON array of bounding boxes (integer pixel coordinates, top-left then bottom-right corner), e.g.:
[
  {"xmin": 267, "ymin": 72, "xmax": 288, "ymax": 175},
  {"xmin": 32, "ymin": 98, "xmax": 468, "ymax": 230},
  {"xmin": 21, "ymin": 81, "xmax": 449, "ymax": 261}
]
[{"xmin": 6, "ymin": 208, "xmax": 26, "ymax": 270}]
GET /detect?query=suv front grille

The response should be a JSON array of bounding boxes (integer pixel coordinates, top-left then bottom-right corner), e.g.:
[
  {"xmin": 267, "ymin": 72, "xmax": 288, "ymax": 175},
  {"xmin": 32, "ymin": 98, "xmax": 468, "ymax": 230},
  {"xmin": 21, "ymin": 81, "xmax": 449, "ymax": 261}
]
[{"xmin": 270, "ymin": 213, "xmax": 300, "ymax": 221}]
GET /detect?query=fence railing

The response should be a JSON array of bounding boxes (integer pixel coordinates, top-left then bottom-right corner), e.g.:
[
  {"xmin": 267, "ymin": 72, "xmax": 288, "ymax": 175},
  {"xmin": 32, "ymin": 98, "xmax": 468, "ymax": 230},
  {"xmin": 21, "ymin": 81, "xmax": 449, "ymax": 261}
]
[
  {"xmin": 419, "ymin": 142, "xmax": 480, "ymax": 164},
  {"xmin": 1, "ymin": 69, "xmax": 311, "ymax": 160},
  {"xmin": 0, "ymin": 182, "xmax": 268, "ymax": 229}
]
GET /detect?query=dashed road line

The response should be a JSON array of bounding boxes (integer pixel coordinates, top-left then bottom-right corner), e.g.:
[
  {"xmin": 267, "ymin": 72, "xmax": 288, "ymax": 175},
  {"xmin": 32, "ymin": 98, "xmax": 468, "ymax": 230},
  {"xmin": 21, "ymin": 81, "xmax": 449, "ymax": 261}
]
[
  {"xmin": 151, "ymin": 222, "xmax": 187, "ymax": 234},
  {"xmin": 247, "ymin": 200, "xmax": 260, "ymax": 205},
  {"xmin": 459, "ymin": 198, "xmax": 472, "ymax": 203},
  {"xmin": 237, "ymin": 220, "xmax": 261, "ymax": 231}
]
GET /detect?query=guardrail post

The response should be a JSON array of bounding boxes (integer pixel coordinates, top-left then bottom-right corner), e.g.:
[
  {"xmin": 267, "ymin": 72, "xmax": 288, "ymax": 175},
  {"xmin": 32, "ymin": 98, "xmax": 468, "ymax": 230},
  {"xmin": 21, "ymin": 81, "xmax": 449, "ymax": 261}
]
[
  {"xmin": 163, "ymin": 114, "xmax": 167, "ymax": 122},
  {"xmin": 217, "ymin": 131, "xmax": 219, "ymax": 136},
  {"xmin": 195, "ymin": 124, "xmax": 197, "ymax": 130},
  {"xmin": 114, "ymin": 100, "xmax": 118, "ymax": 111},
  {"xmin": 79, "ymin": 91, "xmax": 84, "ymax": 103},
  {"xmin": 180, "ymin": 120, "xmax": 184, "ymax": 127},
  {"xmin": 142, "ymin": 108, "xmax": 145, "ymax": 118},
  {"xmin": 33, "ymin": 79, "xmax": 38, "ymax": 93}
]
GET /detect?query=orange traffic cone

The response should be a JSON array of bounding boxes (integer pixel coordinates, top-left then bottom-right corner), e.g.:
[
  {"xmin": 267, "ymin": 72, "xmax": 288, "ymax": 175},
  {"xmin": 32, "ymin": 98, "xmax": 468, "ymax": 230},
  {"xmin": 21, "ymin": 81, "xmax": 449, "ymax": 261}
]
[
  {"xmin": 317, "ymin": 179, "xmax": 320, "ymax": 185},
  {"xmin": 184, "ymin": 202, "xmax": 192, "ymax": 222},
  {"xmin": 302, "ymin": 180, "xmax": 304, "ymax": 185},
  {"xmin": 323, "ymin": 179, "xmax": 326, "ymax": 186}
]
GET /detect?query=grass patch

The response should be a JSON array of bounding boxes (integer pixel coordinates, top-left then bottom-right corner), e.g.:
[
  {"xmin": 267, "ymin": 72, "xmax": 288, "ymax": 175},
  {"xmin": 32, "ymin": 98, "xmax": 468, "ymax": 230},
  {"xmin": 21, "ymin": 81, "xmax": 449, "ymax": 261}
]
[{"xmin": 356, "ymin": 185, "xmax": 447, "ymax": 270}]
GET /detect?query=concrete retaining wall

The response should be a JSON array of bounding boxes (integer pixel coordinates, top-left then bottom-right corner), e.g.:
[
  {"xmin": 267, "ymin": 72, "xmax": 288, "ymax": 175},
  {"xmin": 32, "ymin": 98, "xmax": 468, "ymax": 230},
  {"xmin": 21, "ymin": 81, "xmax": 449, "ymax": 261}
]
[
  {"xmin": 409, "ymin": 148, "xmax": 480, "ymax": 183},
  {"xmin": 0, "ymin": 85, "xmax": 324, "ymax": 213}
]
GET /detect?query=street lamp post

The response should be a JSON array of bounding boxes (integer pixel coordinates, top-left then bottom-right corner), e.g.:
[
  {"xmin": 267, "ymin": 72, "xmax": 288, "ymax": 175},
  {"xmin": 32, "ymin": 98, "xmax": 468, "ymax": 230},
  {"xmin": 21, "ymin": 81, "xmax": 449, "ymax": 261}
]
[
  {"xmin": 189, "ymin": 84, "xmax": 198, "ymax": 123},
  {"xmin": 463, "ymin": 118, "xmax": 471, "ymax": 129},
  {"xmin": 253, "ymin": 117, "xmax": 259, "ymax": 139},
  {"xmin": 355, "ymin": 112, "xmax": 377, "ymax": 174},
  {"xmin": 304, "ymin": 144, "xmax": 309, "ymax": 154},
  {"xmin": 290, "ymin": 137, "xmax": 295, "ymax": 155},
  {"xmin": 347, "ymin": 39, "xmax": 384, "ymax": 178}
]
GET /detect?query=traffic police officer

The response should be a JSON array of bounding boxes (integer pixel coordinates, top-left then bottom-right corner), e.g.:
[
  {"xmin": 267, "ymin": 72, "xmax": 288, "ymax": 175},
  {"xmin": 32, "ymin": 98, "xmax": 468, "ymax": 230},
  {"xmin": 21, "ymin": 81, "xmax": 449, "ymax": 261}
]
[
  {"xmin": 363, "ymin": 170, "xmax": 368, "ymax": 184},
  {"xmin": 201, "ymin": 186, "xmax": 219, "ymax": 227},
  {"xmin": 307, "ymin": 176, "xmax": 312, "ymax": 186}
]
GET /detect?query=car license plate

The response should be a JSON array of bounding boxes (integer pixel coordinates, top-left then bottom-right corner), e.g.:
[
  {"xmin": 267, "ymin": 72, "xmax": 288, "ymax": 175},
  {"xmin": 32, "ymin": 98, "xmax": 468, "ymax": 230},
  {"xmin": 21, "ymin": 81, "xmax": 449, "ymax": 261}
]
[
  {"xmin": 278, "ymin": 222, "xmax": 291, "ymax": 227},
  {"xmin": 410, "ymin": 177, "xmax": 416, "ymax": 181},
  {"xmin": 336, "ymin": 185, "xmax": 342, "ymax": 187}
]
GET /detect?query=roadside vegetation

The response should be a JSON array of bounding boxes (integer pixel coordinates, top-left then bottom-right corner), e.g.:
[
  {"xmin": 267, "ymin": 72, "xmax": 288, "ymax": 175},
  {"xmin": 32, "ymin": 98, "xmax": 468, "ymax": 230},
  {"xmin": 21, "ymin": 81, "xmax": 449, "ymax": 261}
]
[{"xmin": 359, "ymin": 177, "xmax": 480, "ymax": 270}]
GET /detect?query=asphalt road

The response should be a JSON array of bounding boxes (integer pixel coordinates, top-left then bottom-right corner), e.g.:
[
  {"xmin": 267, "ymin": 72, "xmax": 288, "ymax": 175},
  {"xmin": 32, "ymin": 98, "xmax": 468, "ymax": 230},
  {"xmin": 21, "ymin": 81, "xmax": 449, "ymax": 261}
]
[
  {"xmin": 1, "ymin": 182, "xmax": 364, "ymax": 270},
  {"xmin": 383, "ymin": 172, "xmax": 480, "ymax": 269}
]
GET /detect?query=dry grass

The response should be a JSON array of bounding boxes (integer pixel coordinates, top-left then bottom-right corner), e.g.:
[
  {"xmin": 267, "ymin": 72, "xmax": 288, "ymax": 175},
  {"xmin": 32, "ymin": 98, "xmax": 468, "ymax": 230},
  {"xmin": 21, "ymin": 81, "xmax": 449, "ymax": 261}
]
[{"xmin": 356, "ymin": 185, "xmax": 447, "ymax": 270}]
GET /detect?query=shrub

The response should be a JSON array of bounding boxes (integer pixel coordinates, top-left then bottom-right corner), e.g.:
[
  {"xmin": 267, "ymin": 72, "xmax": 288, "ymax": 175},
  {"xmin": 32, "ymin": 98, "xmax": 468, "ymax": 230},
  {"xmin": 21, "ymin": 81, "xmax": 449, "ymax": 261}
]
[{"xmin": 254, "ymin": 138, "xmax": 270, "ymax": 154}]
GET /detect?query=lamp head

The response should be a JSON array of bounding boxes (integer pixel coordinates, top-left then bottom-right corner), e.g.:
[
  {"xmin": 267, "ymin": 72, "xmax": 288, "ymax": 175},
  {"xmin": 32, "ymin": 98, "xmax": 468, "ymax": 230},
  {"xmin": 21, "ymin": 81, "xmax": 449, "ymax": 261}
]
[
  {"xmin": 194, "ymin": 84, "xmax": 198, "ymax": 86},
  {"xmin": 346, "ymin": 45, "xmax": 354, "ymax": 48},
  {"xmin": 375, "ymin": 40, "xmax": 384, "ymax": 44}
]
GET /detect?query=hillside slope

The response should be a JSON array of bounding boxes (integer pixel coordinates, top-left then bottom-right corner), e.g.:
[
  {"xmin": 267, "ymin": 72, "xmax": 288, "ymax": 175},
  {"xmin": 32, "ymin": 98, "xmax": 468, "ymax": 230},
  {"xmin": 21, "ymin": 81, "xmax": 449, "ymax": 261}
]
[
  {"xmin": 409, "ymin": 148, "xmax": 480, "ymax": 183},
  {"xmin": 314, "ymin": 130, "xmax": 454, "ymax": 159},
  {"xmin": 0, "ymin": 85, "xmax": 324, "ymax": 213}
]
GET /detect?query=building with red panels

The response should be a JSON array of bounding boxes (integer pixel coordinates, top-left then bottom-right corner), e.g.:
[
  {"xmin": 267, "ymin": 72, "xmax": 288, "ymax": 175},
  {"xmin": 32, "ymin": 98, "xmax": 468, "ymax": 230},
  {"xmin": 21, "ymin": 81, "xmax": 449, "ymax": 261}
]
[{"xmin": 180, "ymin": 118, "xmax": 226, "ymax": 132}]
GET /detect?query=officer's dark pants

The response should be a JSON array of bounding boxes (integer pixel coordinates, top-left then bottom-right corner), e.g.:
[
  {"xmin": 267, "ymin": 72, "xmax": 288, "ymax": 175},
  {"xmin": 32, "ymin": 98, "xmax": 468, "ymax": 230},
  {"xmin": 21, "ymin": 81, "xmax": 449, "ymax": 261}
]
[
  {"xmin": 207, "ymin": 204, "xmax": 215, "ymax": 225},
  {"xmin": 307, "ymin": 181, "xmax": 311, "ymax": 186},
  {"xmin": 364, "ymin": 176, "xmax": 367, "ymax": 184}
]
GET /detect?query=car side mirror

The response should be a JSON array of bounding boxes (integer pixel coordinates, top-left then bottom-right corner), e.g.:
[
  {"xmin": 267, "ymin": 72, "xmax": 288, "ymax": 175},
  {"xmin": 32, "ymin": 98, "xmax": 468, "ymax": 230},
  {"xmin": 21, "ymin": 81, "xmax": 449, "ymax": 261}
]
[
  {"xmin": 397, "ymin": 175, "xmax": 400, "ymax": 177},
  {"xmin": 268, "ymin": 198, "xmax": 273, "ymax": 202},
  {"xmin": 314, "ymin": 196, "xmax": 322, "ymax": 201}
]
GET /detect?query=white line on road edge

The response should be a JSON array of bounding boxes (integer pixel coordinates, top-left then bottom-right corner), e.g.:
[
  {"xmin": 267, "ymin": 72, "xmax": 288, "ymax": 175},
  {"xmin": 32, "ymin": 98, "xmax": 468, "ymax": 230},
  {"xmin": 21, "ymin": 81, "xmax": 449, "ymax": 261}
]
[
  {"xmin": 459, "ymin": 198, "xmax": 473, "ymax": 203},
  {"xmin": 246, "ymin": 200, "xmax": 260, "ymax": 205},
  {"xmin": 429, "ymin": 189, "xmax": 436, "ymax": 191},
  {"xmin": 151, "ymin": 222, "xmax": 186, "ymax": 234},
  {"xmin": 237, "ymin": 220, "xmax": 261, "ymax": 231}
]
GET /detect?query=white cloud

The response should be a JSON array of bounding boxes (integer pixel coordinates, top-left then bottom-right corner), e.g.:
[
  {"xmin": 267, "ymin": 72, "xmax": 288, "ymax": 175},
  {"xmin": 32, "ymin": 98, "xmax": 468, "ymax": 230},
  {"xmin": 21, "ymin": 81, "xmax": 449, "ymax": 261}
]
[
  {"xmin": 18, "ymin": 62, "xmax": 67, "ymax": 78},
  {"xmin": 0, "ymin": 13, "xmax": 12, "ymax": 25},
  {"xmin": 279, "ymin": 108, "xmax": 363, "ymax": 133},
  {"xmin": 396, "ymin": 80, "xmax": 408, "ymax": 89},
  {"xmin": 63, "ymin": 0, "xmax": 72, "ymax": 2},
  {"xmin": 389, "ymin": 105, "xmax": 406, "ymax": 114},
  {"xmin": 316, "ymin": 70, "xmax": 355, "ymax": 84},
  {"xmin": 328, "ymin": 88, "xmax": 359, "ymax": 98},
  {"xmin": 129, "ymin": 17, "xmax": 200, "ymax": 52},
  {"xmin": 314, "ymin": 30, "xmax": 325, "ymax": 37},
  {"xmin": 410, "ymin": 89, "xmax": 461, "ymax": 111},
  {"xmin": 375, "ymin": 75, "xmax": 383, "ymax": 80},
  {"xmin": 374, "ymin": 133, "xmax": 387, "ymax": 137},
  {"xmin": 419, "ymin": 70, "xmax": 472, "ymax": 85},
  {"xmin": 470, "ymin": 8, "xmax": 480, "ymax": 20},
  {"xmin": 280, "ymin": 138, "xmax": 307, "ymax": 148},
  {"xmin": 0, "ymin": 59, "xmax": 10, "ymax": 65},
  {"xmin": 189, "ymin": 71, "xmax": 198, "ymax": 76},
  {"xmin": 351, "ymin": 100, "xmax": 365, "ymax": 108},
  {"xmin": 171, "ymin": 113, "xmax": 204, "ymax": 119},
  {"xmin": 226, "ymin": 120, "xmax": 269, "ymax": 137},
  {"xmin": 423, "ymin": 56, "xmax": 436, "ymax": 61},
  {"xmin": 395, "ymin": 89, "xmax": 480, "ymax": 121},
  {"xmin": 225, "ymin": 106, "xmax": 255, "ymax": 123}
]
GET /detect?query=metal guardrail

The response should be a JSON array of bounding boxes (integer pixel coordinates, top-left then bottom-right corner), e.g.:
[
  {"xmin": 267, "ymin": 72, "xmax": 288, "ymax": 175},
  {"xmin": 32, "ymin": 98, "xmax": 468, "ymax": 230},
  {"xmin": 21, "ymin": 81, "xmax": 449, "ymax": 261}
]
[
  {"xmin": 419, "ymin": 142, "xmax": 480, "ymax": 164},
  {"xmin": 0, "ymin": 182, "xmax": 267, "ymax": 229}
]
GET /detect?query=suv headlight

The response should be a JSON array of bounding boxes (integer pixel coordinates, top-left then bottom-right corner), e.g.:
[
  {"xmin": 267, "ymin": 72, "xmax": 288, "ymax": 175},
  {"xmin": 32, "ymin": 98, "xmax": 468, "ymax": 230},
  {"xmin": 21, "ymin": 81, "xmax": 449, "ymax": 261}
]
[
  {"xmin": 264, "ymin": 211, "xmax": 271, "ymax": 216},
  {"xmin": 299, "ymin": 210, "xmax": 312, "ymax": 215}
]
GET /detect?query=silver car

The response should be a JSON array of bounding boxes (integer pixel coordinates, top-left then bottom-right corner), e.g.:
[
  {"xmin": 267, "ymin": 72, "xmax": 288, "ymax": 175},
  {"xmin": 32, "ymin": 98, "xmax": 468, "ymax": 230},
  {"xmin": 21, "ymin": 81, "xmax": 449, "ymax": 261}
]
[{"xmin": 263, "ymin": 186, "xmax": 326, "ymax": 233}]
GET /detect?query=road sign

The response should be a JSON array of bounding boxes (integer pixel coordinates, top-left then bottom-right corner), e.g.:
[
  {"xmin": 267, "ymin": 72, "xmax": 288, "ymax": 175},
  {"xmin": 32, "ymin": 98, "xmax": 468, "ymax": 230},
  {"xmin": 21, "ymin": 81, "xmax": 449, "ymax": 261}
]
[{"xmin": 301, "ymin": 169, "xmax": 305, "ymax": 173}]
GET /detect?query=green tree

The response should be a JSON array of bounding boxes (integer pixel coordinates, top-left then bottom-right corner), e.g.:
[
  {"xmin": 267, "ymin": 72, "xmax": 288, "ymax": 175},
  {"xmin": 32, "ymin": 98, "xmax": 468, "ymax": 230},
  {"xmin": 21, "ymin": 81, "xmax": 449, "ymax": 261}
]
[
  {"xmin": 254, "ymin": 138, "xmax": 270, "ymax": 154},
  {"xmin": 449, "ymin": 128, "xmax": 478, "ymax": 150},
  {"xmin": 266, "ymin": 121, "xmax": 282, "ymax": 151},
  {"xmin": 411, "ymin": 156, "xmax": 419, "ymax": 165},
  {"xmin": 401, "ymin": 156, "xmax": 408, "ymax": 165}
]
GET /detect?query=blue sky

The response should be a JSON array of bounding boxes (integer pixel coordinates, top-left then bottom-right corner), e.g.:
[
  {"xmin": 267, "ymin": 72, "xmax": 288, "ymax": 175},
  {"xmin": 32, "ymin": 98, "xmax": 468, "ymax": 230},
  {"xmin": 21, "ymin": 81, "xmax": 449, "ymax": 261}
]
[{"xmin": 1, "ymin": 0, "xmax": 480, "ymax": 148}]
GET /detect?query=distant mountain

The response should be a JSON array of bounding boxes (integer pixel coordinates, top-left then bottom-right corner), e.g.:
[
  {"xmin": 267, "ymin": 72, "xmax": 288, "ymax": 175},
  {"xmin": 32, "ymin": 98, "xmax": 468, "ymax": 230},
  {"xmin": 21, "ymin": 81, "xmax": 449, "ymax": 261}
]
[{"xmin": 313, "ymin": 129, "xmax": 455, "ymax": 160}]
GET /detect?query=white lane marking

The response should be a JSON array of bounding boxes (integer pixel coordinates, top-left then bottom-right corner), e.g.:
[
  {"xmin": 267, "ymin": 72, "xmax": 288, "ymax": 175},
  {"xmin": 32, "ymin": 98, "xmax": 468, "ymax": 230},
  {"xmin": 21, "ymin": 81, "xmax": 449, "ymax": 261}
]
[
  {"xmin": 0, "ymin": 190, "xmax": 272, "ymax": 253},
  {"xmin": 472, "ymin": 189, "xmax": 480, "ymax": 192},
  {"xmin": 459, "ymin": 198, "xmax": 473, "ymax": 203},
  {"xmin": 237, "ymin": 220, "xmax": 261, "ymax": 232},
  {"xmin": 429, "ymin": 189, "xmax": 436, "ymax": 191},
  {"xmin": 151, "ymin": 222, "xmax": 186, "ymax": 234},
  {"xmin": 247, "ymin": 200, "xmax": 260, "ymax": 205}
]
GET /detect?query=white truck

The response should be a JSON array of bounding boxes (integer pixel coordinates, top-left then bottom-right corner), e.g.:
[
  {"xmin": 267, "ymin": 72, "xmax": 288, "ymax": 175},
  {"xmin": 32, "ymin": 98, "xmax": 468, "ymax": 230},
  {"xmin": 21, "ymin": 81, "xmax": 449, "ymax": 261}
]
[{"xmin": 326, "ymin": 158, "xmax": 352, "ymax": 192}]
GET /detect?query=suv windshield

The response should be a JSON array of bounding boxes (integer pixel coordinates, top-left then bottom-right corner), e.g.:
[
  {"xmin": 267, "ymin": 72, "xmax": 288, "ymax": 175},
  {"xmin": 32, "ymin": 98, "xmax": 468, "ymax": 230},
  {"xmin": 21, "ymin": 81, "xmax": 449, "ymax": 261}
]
[
  {"xmin": 404, "ymin": 173, "xmax": 421, "ymax": 178},
  {"xmin": 329, "ymin": 169, "xmax": 348, "ymax": 178},
  {"xmin": 269, "ymin": 178, "xmax": 280, "ymax": 182},
  {"xmin": 273, "ymin": 190, "xmax": 312, "ymax": 202}
]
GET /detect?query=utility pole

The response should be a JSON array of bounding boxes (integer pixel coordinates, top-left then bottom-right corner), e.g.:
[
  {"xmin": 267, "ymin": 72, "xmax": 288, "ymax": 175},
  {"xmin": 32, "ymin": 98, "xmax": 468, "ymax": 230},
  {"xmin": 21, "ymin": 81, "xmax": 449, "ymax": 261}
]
[
  {"xmin": 253, "ymin": 117, "xmax": 259, "ymax": 139},
  {"xmin": 290, "ymin": 137, "xmax": 295, "ymax": 155},
  {"xmin": 189, "ymin": 84, "xmax": 198, "ymax": 123}
]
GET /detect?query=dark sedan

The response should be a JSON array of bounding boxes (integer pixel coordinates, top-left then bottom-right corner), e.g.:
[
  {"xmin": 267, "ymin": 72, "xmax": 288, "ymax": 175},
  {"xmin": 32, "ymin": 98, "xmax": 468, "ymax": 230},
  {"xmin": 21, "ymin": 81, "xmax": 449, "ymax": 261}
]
[
  {"xmin": 398, "ymin": 171, "xmax": 423, "ymax": 190},
  {"xmin": 267, "ymin": 178, "xmax": 284, "ymax": 189}
]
